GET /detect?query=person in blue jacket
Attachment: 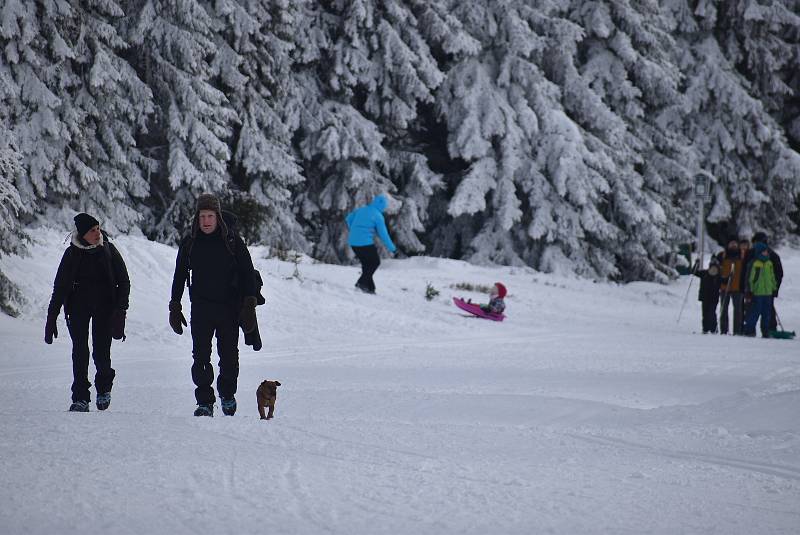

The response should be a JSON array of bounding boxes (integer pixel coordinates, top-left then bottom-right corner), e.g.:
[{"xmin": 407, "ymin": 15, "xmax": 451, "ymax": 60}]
[{"xmin": 345, "ymin": 194, "xmax": 397, "ymax": 294}]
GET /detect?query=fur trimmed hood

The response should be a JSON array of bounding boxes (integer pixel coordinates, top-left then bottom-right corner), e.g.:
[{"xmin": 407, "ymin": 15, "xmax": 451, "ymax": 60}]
[{"xmin": 70, "ymin": 230, "xmax": 105, "ymax": 251}]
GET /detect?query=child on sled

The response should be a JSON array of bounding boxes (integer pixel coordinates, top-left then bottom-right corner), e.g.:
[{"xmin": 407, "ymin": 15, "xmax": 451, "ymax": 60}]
[{"xmin": 479, "ymin": 282, "xmax": 507, "ymax": 315}]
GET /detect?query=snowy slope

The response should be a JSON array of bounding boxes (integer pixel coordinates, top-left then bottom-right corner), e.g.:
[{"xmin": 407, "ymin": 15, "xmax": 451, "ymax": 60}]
[{"xmin": 0, "ymin": 230, "xmax": 798, "ymax": 534}]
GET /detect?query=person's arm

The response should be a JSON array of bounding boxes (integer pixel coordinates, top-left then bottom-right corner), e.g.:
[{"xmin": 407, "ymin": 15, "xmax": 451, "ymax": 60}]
[
  {"xmin": 47, "ymin": 249, "xmax": 72, "ymax": 316},
  {"xmin": 170, "ymin": 238, "xmax": 190, "ymax": 303},
  {"xmin": 235, "ymin": 236, "xmax": 257, "ymax": 299},
  {"xmin": 374, "ymin": 212, "xmax": 396, "ymax": 253},
  {"xmin": 772, "ymin": 252, "xmax": 783, "ymax": 291},
  {"xmin": 110, "ymin": 244, "xmax": 131, "ymax": 310},
  {"xmin": 345, "ymin": 210, "xmax": 355, "ymax": 228}
]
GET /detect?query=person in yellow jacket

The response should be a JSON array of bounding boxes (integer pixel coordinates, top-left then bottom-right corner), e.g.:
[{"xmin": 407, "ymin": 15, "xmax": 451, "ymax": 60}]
[
  {"xmin": 717, "ymin": 240, "xmax": 745, "ymax": 335},
  {"xmin": 743, "ymin": 242, "xmax": 778, "ymax": 337}
]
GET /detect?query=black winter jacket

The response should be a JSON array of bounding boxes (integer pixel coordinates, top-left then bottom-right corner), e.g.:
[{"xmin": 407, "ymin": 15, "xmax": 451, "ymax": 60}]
[
  {"xmin": 171, "ymin": 227, "xmax": 256, "ymax": 306},
  {"xmin": 48, "ymin": 233, "xmax": 130, "ymax": 317},
  {"xmin": 694, "ymin": 268, "xmax": 722, "ymax": 303}
]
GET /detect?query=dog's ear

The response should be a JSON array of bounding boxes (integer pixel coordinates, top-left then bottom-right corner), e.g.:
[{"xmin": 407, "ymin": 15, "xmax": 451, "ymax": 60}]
[{"xmin": 274, "ymin": 381, "xmax": 281, "ymax": 387}]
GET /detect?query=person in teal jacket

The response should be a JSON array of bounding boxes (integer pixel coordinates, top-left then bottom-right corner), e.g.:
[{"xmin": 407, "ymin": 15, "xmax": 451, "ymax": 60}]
[
  {"xmin": 345, "ymin": 194, "xmax": 397, "ymax": 294},
  {"xmin": 743, "ymin": 242, "xmax": 778, "ymax": 337}
]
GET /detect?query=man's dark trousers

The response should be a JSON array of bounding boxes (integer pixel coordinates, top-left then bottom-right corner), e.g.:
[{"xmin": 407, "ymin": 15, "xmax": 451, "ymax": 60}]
[
  {"xmin": 352, "ymin": 245, "xmax": 380, "ymax": 293},
  {"xmin": 190, "ymin": 301, "xmax": 239, "ymax": 404}
]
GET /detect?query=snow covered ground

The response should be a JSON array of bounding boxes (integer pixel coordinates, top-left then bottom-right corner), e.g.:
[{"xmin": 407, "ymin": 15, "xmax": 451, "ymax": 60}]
[{"xmin": 1, "ymin": 230, "xmax": 798, "ymax": 534}]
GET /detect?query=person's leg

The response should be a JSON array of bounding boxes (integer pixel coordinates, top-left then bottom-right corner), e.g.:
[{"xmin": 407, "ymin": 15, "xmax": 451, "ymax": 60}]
[
  {"xmin": 719, "ymin": 293, "xmax": 730, "ymax": 334},
  {"xmin": 743, "ymin": 297, "xmax": 760, "ymax": 336},
  {"xmin": 216, "ymin": 305, "xmax": 240, "ymax": 401},
  {"xmin": 351, "ymin": 246, "xmax": 369, "ymax": 289},
  {"xmin": 702, "ymin": 300, "xmax": 716, "ymax": 333},
  {"xmin": 91, "ymin": 309, "xmax": 115, "ymax": 396},
  {"xmin": 710, "ymin": 297, "xmax": 719, "ymax": 333},
  {"xmin": 360, "ymin": 245, "xmax": 380, "ymax": 292},
  {"xmin": 769, "ymin": 301, "xmax": 778, "ymax": 332},
  {"xmin": 68, "ymin": 313, "xmax": 92, "ymax": 402},
  {"xmin": 352, "ymin": 245, "xmax": 380, "ymax": 292},
  {"xmin": 190, "ymin": 303, "xmax": 216, "ymax": 405},
  {"xmin": 731, "ymin": 293, "xmax": 743, "ymax": 335},
  {"xmin": 761, "ymin": 297, "xmax": 774, "ymax": 338}
]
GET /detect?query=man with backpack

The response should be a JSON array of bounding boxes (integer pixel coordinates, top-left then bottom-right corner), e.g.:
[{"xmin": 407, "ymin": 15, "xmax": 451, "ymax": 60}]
[{"xmin": 169, "ymin": 193, "xmax": 258, "ymax": 417}]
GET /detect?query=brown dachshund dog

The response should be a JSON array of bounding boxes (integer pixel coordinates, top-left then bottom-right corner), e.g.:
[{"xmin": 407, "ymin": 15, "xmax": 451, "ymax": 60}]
[{"xmin": 256, "ymin": 380, "xmax": 281, "ymax": 420}]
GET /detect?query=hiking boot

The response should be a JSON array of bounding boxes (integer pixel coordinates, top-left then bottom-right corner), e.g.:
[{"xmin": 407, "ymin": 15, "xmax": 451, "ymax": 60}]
[
  {"xmin": 221, "ymin": 397, "xmax": 237, "ymax": 416},
  {"xmin": 194, "ymin": 403, "xmax": 214, "ymax": 417},
  {"xmin": 69, "ymin": 400, "xmax": 90, "ymax": 412},
  {"xmin": 96, "ymin": 392, "xmax": 111, "ymax": 411},
  {"xmin": 355, "ymin": 282, "xmax": 374, "ymax": 294}
]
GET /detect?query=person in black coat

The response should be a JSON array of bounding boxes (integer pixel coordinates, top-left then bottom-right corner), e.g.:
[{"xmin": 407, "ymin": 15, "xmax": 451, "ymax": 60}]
[
  {"xmin": 45, "ymin": 213, "xmax": 130, "ymax": 412},
  {"xmin": 742, "ymin": 232, "xmax": 784, "ymax": 334},
  {"xmin": 693, "ymin": 258, "xmax": 722, "ymax": 334},
  {"xmin": 169, "ymin": 193, "xmax": 258, "ymax": 417}
]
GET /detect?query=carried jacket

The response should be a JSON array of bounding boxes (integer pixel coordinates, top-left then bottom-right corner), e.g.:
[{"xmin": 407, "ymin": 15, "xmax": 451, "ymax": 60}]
[
  {"xmin": 345, "ymin": 195, "xmax": 397, "ymax": 252},
  {"xmin": 749, "ymin": 257, "xmax": 778, "ymax": 297},
  {"xmin": 48, "ymin": 232, "xmax": 130, "ymax": 317}
]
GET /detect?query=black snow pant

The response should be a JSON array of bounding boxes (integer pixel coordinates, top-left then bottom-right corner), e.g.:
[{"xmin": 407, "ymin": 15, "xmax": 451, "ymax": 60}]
[
  {"xmin": 352, "ymin": 245, "xmax": 380, "ymax": 293},
  {"xmin": 769, "ymin": 301, "xmax": 778, "ymax": 333},
  {"xmin": 719, "ymin": 292, "xmax": 743, "ymax": 335},
  {"xmin": 67, "ymin": 308, "xmax": 115, "ymax": 403},
  {"xmin": 701, "ymin": 298, "xmax": 718, "ymax": 334},
  {"xmin": 190, "ymin": 301, "xmax": 240, "ymax": 405}
]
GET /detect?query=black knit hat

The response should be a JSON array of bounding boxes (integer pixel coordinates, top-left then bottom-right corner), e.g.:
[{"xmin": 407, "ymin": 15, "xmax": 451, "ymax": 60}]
[{"xmin": 74, "ymin": 213, "xmax": 99, "ymax": 236}]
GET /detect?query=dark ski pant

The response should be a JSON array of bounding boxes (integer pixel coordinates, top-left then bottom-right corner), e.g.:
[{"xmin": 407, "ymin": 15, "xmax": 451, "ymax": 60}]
[
  {"xmin": 701, "ymin": 298, "xmax": 718, "ymax": 333},
  {"xmin": 190, "ymin": 301, "xmax": 239, "ymax": 405},
  {"xmin": 67, "ymin": 308, "xmax": 115, "ymax": 403},
  {"xmin": 719, "ymin": 292, "xmax": 743, "ymax": 335},
  {"xmin": 352, "ymin": 245, "xmax": 380, "ymax": 293},
  {"xmin": 744, "ymin": 296, "xmax": 774, "ymax": 337},
  {"xmin": 769, "ymin": 301, "xmax": 778, "ymax": 332}
]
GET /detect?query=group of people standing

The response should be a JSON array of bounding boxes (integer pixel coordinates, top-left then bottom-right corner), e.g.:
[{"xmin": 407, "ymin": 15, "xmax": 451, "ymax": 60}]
[
  {"xmin": 693, "ymin": 232, "xmax": 784, "ymax": 337},
  {"xmin": 45, "ymin": 193, "xmax": 398, "ymax": 415}
]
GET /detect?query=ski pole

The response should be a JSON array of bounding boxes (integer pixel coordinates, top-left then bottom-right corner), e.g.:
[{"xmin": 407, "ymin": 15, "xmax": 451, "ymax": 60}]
[{"xmin": 677, "ymin": 273, "xmax": 695, "ymax": 324}]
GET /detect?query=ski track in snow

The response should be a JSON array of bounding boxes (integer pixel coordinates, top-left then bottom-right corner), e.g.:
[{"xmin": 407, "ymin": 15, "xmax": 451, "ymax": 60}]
[{"xmin": 0, "ymin": 230, "xmax": 799, "ymax": 534}]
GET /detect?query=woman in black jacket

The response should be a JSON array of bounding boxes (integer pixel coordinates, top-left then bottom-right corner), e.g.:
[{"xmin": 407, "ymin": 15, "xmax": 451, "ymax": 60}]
[{"xmin": 45, "ymin": 213, "xmax": 130, "ymax": 412}]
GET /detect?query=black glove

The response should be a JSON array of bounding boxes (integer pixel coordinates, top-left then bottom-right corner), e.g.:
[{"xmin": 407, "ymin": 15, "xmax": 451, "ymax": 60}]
[
  {"xmin": 44, "ymin": 313, "xmax": 58, "ymax": 344},
  {"xmin": 169, "ymin": 301, "xmax": 187, "ymax": 335},
  {"xmin": 111, "ymin": 309, "xmax": 126, "ymax": 341},
  {"xmin": 239, "ymin": 296, "xmax": 257, "ymax": 334}
]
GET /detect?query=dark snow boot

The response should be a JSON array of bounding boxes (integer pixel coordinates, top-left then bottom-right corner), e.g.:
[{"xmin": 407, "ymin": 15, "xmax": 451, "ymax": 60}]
[
  {"xmin": 96, "ymin": 392, "xmax": 111, "ymax": 411},
  {"xmin": 194, "ymin": 403, "xmax": 214, "ymax": 417},
  {"xmin": 69, "ymin": 400, "xmax": 90, "ymax": 412},
  {"xmin": 221, "ymin": 397, "xmax": 237, "ymax": 416}
]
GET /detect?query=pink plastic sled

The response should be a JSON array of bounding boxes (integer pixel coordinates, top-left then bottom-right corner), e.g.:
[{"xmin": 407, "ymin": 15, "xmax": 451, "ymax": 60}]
[{"xmin": 453, "ymin": 297, "xmax": 506, "ymax": 322}]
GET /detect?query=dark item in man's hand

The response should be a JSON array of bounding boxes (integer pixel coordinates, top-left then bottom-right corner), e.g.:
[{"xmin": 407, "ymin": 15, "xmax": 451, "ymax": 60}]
[
  {"xmin": 169, "ymin": 300, "xmax": 187, "ymax": 335},
  {"xmin": 44, "ymin": 313, "xmax": 58, "ymax": 344},
  {"xmin": 111, "ymin": 309, "xmax": 126, "ymax": 341},
  {"xmin": 239, "ymin": 296, "xmax": 258, "ymax": 334}
]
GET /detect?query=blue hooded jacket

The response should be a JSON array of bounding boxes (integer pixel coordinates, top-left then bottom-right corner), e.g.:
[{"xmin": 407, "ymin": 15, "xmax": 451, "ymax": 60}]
[{"xmin": 345, "ymin": 195, "xmax": 397, "ymax": 252}]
